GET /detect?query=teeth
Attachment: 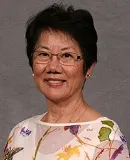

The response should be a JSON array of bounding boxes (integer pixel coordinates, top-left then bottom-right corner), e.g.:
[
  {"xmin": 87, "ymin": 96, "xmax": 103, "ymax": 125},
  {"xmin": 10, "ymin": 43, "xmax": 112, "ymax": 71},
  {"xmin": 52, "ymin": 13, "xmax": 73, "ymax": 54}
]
[{"xmin": 47, "ymin": 80, "xmax": 64, "ymax": 84}]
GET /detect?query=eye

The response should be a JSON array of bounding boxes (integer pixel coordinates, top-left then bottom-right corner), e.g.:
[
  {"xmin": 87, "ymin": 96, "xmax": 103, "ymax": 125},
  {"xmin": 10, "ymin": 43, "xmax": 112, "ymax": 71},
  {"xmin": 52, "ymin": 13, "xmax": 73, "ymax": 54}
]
[
  {"xmin": 38, "ymin": 52, "xmax": 50, "ymax": 57},
  {"xmin": 61, "ymin": 53, "xmax": 74, "ymax": 59},
  {"xmin": 34, "ymin": 51, "xmax": 50, "ymax": 61}
]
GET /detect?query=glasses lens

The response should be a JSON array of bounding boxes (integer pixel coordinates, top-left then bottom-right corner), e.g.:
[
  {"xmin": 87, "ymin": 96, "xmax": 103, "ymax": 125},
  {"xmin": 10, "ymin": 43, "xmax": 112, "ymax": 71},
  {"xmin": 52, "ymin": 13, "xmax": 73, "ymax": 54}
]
[
  {"xmin": 34, "ymin": 52, "xmax": 50, "ymax": 62},
  {"xmin": 59, "ymin": 53, "xmax": 76, "ymax": 65}
]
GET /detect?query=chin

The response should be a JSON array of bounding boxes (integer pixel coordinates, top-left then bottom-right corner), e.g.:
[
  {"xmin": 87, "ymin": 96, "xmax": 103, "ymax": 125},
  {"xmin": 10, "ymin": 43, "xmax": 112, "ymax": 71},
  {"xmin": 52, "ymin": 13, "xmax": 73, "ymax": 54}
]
[
  {"xmin": 40, "ymin": 89, "xmax": 67, "ymax": 102},
  {"xmin": 45, "ymin": 94, "xmax": 66, "ymax": 102}
]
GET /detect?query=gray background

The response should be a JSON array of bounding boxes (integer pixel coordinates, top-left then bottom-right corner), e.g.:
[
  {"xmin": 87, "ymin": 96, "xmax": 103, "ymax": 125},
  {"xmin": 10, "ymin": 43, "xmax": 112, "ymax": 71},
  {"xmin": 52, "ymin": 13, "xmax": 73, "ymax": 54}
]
[{"xmin": 0, "ymin": 0, "xmax": 130, "ymax": 155}]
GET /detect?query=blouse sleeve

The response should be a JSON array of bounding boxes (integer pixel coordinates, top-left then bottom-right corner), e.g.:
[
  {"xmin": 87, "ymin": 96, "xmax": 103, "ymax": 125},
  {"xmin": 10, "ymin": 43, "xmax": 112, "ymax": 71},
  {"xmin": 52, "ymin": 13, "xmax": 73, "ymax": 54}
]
[
  {"xmin": 2, "ymin": 124, "xmax": 23, "ymax": 160},
  {"xmin": 92, "ymin": 118, "xmax": 130, "ymax": 160},
  {"xmin": 93, "ymin": 139, "xmax": 130, "ymax": 160}
]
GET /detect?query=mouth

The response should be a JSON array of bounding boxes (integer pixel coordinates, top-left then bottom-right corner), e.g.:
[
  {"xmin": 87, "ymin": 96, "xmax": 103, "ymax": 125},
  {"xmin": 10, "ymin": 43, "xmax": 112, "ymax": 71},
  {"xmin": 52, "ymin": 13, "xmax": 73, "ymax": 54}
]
[{"xmin": 44, "ymin": 78, "xmax": 66, "ymax": 87}]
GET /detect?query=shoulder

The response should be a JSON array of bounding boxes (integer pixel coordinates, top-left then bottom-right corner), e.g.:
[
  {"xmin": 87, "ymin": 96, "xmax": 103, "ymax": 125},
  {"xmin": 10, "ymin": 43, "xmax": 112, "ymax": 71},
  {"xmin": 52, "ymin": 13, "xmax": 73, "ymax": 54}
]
[
  {"xmin": 80, "ymin": 117, "xmax": 126, "ymax": 143},
  {"xmin": 4, "ymin": 114, "xmax": 42, "ymax": 144},
  {"xmin": 5, "ymin": 114, "xmax": 43, "ymax": 145},
  {"xmin": 96, "ymin": 117, "xmax": 126, "ymax": 142},
  {"xmin": 10, "ymin": 114, "xmax": 42, "ymax": 132}
]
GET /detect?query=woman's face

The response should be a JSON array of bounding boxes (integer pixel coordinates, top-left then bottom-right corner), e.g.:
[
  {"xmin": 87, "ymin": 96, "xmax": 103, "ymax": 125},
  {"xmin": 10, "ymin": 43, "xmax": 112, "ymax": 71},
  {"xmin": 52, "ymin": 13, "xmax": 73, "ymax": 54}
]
[{"xmin": 33, "ymin": 30, "xmax": 86, "ymax": 102}]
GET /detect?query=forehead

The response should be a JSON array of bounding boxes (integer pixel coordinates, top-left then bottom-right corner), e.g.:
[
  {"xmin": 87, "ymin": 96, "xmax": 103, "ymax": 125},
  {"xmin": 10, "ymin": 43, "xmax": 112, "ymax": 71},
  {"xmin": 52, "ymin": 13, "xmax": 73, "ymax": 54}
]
[{"xmin": 36, "ymin": 30, "xmax": 81, "ymax": 52}]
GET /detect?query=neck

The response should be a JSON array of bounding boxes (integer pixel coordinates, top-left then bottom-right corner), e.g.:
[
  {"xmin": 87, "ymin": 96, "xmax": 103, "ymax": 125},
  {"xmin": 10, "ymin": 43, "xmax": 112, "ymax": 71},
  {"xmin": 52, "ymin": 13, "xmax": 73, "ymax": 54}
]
[{"xmin": 42, "ymin": 93, "xmax": 88, "ymax": 123}]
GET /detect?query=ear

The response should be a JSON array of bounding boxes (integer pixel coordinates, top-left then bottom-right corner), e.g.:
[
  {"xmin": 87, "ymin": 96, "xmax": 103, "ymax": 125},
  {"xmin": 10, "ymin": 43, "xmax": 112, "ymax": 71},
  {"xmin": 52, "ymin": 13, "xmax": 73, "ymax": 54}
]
[{"xmin": 85, "ymin": 63, "xmax": 95, "ymax": 79}]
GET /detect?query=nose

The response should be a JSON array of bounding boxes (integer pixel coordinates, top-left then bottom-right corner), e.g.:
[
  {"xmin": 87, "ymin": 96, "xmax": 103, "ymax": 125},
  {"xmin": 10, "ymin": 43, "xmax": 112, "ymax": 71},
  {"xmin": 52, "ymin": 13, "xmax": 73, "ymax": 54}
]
[{"xmin": 46, "ymin": 55, "xmax": 62, "ymax": 73}]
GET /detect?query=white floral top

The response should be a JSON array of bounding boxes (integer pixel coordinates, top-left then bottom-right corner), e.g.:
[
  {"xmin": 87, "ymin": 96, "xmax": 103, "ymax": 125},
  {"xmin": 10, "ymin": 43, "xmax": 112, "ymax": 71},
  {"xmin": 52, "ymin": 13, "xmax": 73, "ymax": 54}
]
[{"xmin": 2, "ymin": 114, "xmax": 130, "ymax": 160}]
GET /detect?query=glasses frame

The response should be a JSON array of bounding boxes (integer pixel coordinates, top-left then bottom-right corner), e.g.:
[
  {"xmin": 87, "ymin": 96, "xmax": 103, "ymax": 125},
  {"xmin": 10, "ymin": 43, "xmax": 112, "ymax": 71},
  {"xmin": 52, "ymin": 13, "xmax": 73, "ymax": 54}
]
[{"xmin": 33, "ymin": 51, "xmax": 83, "ymax": 66}]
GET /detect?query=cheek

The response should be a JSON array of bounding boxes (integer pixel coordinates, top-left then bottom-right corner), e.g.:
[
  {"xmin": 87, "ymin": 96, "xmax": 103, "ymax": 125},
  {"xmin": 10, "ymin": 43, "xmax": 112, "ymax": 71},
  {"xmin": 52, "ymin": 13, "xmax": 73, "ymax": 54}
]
[
  {"xmin": 33, "ymin": 63, "xmax": 45, "ymax": 76},
  {"xmin": 66, "ymin": 64, "xmax": 84, "ymax": 83},
  {"xmin": 74, "ymin": 63, "xmax": 84, "ymax": 78}
]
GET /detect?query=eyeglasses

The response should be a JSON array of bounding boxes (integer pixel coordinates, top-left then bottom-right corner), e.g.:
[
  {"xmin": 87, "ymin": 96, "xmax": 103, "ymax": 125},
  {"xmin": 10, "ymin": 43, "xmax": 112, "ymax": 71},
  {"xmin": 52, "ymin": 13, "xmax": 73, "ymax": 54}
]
[{"xmin": 33, "ymin": 51, "xmax": 83, "ymax": 66}]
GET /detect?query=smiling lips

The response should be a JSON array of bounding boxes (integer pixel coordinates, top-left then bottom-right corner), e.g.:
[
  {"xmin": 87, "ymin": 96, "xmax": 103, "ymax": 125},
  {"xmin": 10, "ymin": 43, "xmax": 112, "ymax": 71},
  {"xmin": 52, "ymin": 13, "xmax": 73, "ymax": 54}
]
[{"xmin": 44, "ymin": 78, "xmax": 66, "ymax": 87}]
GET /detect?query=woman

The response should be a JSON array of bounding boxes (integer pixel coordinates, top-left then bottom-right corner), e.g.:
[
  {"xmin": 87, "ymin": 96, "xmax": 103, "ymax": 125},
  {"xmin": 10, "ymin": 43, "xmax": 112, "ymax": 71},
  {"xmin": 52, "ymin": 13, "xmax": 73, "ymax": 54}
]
[{"xmin": 2, "ymin": 3, "xmax": 130, "ymax": 160}]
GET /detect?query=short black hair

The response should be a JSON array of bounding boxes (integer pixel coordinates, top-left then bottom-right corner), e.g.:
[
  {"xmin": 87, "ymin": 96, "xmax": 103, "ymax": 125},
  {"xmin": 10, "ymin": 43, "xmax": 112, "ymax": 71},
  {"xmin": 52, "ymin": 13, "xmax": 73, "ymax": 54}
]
[{"xmin": 25, "ymin": 3, "xmax": 98, "ymax": 74}]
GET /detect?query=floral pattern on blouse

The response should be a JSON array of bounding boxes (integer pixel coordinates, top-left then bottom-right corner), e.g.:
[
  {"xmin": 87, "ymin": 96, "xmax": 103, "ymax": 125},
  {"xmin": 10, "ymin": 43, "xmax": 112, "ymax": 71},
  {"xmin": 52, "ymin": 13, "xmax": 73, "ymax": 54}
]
[{"xmin": 2, "ymin": 115, "xmax": 130, "ymax": 160}]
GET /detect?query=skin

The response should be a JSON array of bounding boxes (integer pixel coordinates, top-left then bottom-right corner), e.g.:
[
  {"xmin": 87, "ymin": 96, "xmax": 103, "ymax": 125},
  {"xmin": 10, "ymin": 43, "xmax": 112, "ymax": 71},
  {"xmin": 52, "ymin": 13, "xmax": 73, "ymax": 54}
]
[{"xmin": 32, "ymin": 30, "xmax": 102, "ymax": 123}]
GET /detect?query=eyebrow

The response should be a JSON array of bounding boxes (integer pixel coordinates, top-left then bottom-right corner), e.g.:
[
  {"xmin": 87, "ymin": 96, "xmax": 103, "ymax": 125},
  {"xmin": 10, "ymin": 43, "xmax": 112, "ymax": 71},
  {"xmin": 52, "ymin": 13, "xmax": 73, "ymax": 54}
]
[
  {"xmin": 61, "ymin": 47, "xmax": 75, "ymax": 51},
  {"xmin": 36, "ymin": 45, "xmax": 49, "ymax": 50},
  {"xmin": 35, "ymin": 45, "xmax": 76, "ymax": 51}
]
